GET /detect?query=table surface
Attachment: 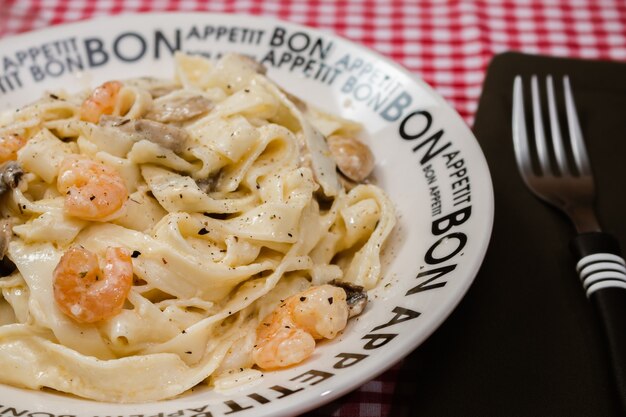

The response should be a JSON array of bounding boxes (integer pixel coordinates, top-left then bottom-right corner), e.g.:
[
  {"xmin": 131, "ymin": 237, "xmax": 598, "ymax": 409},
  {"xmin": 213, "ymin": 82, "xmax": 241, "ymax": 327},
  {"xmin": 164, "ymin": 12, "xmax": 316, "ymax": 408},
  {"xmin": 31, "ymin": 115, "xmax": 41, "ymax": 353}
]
[{"xmin": 1, "ymin": 1, "xmax": 626, "ymax": 416}]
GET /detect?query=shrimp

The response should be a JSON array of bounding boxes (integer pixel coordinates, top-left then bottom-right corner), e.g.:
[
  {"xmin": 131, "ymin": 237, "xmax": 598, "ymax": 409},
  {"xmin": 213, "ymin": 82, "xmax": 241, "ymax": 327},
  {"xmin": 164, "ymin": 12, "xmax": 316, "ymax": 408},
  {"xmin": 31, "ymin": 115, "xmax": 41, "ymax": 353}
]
[
  {"xmin": 0, "ymin": 134, "xmax": 26, "ymax": 164},
  {"xmin": 80, "ymin": 80, "xmax": 123, "ymax": 123},
  {"xmin": 253, "ymin": 284, "xmax": 349, "ymax": 370},
  {"xmin": 57, "ymin": 155, "xmax": 128, "ymax": 221},
  {"xmin": 53, "ymin": 246, "xmax": 133, "ymax": 323}
]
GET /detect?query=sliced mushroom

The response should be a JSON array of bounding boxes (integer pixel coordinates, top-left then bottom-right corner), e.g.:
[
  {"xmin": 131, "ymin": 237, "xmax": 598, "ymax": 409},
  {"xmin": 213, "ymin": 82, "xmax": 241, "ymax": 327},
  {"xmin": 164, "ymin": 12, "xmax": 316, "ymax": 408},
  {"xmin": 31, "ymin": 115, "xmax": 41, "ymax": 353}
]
[
  {"xmin": 0, "ymin": 162, "xmax": 23, "ymax": 197},
  {"xmin": 99, "ymin": 116, "xmax": 189, "ymax": 153},
  {"xmin": 0, "ymin": 220, "xmax": 15, "ymax": 277},
  {"xmin": 237, "ymin": 54, "xmax": 268, "ymax": 75},
  {"xmin": 0, "ymin": 220, "xmax": 11, "ymax": 259},
  {"xmin": 195, "ymin": 173, "xmax": 220, "ymax": 194},
  {"xmin": 326, "ymin": 135, "xmax": 375, "ymax": 183},
  {"xmin": 145, "ymin": 94, "xmax": 213, "ymax": 123},
  {"xmin": 331, "ymin": 280, "xmax": 368, "ymax": 318},
  {"xmin": 148, "ymin": 86, "xmax": 179, "ymax": 98}
]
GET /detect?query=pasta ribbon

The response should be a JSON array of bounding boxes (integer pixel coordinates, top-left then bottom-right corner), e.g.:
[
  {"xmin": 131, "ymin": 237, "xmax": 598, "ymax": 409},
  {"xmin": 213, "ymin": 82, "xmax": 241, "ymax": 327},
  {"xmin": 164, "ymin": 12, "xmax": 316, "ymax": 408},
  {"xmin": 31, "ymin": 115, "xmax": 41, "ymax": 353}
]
[{"xmin": 0, "ymin": 52, "xmax": 396, "ymax": 402}]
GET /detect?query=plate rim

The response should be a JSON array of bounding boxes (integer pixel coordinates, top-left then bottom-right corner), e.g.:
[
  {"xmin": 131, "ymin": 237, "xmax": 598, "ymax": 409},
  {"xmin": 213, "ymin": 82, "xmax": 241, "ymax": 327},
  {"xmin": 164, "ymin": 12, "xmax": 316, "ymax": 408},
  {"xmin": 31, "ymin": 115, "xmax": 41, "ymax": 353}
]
[{"xmin": 0, "ymin": 11, "xmax": 495, "ymax": 416}]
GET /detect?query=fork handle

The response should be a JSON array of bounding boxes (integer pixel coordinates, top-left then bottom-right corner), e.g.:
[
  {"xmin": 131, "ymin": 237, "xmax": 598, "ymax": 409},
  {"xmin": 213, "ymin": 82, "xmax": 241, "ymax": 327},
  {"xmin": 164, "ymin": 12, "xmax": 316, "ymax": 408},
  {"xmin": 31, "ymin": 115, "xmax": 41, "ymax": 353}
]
[{"xmin": 571, "ymin": 232, "xmax": 626, "ymax": 408}]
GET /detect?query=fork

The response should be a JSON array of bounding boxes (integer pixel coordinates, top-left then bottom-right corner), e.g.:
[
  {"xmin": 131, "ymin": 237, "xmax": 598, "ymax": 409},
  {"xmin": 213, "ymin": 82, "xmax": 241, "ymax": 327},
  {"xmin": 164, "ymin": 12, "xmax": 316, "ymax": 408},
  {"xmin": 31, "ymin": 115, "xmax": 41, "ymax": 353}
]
[{"xmin": 512, "ymin": 75, "xmax": 626, "ymax": 405}]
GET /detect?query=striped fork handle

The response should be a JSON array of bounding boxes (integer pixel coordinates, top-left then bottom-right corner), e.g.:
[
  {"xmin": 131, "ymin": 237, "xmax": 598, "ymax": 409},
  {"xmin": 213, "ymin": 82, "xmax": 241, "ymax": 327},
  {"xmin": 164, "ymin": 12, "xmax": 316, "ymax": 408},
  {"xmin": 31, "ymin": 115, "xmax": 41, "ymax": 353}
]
[
  {"xmin": 572, "ymin": 232, "xmax": 626, "ymax": 402},
  {"xmin": 575, "ymin": 233, "xmax": 626, "ymax": 296}
]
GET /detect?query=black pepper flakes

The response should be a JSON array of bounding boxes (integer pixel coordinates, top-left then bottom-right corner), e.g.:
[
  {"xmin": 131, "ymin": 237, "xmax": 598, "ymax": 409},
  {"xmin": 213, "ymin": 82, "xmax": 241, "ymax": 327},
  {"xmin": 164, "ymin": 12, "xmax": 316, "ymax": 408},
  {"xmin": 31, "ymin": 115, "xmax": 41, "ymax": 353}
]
[
  {"xmin": 198, "ymin": 228, "xmax": 209, "ymax": 235},
  {"xmin": 300, "ymin": 296, "xmax": 306, "ymax": 302},
  {"xmin": 328, "ymin": 297, "xmax": 334, "ymax": 305},
  {"xmin": 131, "ymin": 250, "xmax": 141, "ymax": 258}
]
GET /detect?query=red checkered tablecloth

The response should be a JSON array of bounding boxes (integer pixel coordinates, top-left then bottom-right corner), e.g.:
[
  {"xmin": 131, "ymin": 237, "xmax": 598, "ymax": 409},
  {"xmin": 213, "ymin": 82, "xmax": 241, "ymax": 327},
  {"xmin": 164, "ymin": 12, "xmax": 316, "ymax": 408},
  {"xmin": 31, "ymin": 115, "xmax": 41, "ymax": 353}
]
[
  {"xmin": 1, "ymin": 1, "xmax": 626, "ymax": 416},
  {"xmin": 2, "ymin": 0, "xmax": 626, "ymax": 127}
]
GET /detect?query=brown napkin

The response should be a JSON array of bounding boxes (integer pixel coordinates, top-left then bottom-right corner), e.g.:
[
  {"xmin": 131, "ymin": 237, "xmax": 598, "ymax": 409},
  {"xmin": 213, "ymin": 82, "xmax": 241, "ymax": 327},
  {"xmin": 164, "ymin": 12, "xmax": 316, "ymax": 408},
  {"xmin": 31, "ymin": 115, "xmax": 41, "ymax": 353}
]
[{"xmin": 390, "ymin": 52, "xmax": 626, "ymax": 417}]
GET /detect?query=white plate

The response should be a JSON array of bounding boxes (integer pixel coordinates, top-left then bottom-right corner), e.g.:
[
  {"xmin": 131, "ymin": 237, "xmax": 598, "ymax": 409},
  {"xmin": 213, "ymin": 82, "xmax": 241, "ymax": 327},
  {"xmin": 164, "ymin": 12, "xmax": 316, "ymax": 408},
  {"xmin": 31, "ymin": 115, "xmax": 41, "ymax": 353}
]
[{"xmin": 0, "ymin": 13, "xmax": 493, "ymax": 416}]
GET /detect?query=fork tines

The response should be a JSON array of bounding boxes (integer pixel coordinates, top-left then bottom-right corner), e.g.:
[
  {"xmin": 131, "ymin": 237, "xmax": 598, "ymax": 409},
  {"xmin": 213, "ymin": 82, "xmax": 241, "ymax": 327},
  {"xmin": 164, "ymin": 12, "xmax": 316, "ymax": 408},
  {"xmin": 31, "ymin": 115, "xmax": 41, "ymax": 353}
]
[
  {"xmin": 513, "ymin": 75, "xmax": 591, "ymax": 179},
  {"xmin": 512, "ymin": 74, "xmax": 600, "ymax": 233}
]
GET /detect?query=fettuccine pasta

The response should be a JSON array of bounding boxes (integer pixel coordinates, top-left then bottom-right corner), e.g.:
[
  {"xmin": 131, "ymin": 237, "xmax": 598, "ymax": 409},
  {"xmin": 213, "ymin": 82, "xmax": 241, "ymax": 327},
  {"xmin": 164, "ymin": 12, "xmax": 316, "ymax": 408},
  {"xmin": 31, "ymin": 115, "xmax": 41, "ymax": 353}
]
[{"xmin": 0, "ymin": 53, "xmax": 395, "ymax": 402}]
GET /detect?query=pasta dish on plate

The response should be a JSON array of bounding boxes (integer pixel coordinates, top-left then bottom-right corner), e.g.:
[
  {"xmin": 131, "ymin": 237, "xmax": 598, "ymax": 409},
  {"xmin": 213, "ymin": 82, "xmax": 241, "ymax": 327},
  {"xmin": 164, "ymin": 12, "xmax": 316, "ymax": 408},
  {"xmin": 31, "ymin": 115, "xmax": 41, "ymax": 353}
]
[{"xmin": 0, "ymin": 53, "xmax": 395, "ymax": 402}]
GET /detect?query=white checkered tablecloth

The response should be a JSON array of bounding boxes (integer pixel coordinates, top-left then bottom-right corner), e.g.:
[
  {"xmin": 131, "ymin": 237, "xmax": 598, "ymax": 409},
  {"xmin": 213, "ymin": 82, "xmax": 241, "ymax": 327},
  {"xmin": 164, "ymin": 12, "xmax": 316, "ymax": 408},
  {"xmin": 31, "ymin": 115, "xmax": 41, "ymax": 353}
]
[{"xmin": 2, "ymin": 0, "xmax": 626, "ymax": 416}]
